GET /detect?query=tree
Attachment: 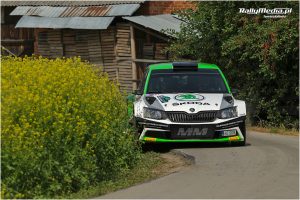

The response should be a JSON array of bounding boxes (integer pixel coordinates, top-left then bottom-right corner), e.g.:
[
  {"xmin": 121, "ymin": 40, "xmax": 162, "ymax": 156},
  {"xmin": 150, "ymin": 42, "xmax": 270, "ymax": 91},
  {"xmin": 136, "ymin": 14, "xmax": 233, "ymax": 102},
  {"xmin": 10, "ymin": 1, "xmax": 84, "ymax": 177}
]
[{"xmin": 167, "ymin": 1, "xmax": 299, "ymax": 128}]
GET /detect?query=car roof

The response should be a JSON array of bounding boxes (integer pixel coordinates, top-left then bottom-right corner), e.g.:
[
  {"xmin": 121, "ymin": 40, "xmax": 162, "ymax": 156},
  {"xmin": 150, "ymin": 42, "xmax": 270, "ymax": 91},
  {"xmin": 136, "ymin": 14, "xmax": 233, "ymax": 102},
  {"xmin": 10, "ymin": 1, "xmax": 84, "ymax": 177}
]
[{"xmin": 148, "ymin": 62, "xmax": 220, "ymax": 71}]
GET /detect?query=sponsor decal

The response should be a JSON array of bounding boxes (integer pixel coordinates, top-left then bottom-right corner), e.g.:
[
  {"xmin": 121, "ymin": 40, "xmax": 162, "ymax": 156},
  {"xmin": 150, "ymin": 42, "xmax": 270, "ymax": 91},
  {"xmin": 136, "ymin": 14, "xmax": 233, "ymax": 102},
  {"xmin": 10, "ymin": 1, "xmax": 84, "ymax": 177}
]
[
  {"xmin": 172, "ymin": 102, "xmax": 210, "ymax": 106},
  {"xmin": 175, "ymin": 94, "xmax": 205, "ymax": 101},
  {"xmin": 177, "ymin": 128, "xmax": 208, "ymax": 137},
  {"xmin": 157, "ymin": 95, "xmax": 171, "ymax": 103},
  {"xmin": 220, "ymin": 130, "xmax": 236, "ymax": 137}
]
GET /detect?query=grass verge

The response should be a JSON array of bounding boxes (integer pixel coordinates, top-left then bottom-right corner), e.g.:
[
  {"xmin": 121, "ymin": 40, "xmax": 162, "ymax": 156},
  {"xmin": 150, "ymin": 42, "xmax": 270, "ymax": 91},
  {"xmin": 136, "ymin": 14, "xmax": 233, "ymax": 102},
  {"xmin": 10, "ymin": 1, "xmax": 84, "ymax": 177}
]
[
  {"xmin": 247, "ymin": 126, "xmax": 299, "ymax": 136},
  {"xmin": 56, "ymin": 151, "xmax": 189, "ymax": 199}
]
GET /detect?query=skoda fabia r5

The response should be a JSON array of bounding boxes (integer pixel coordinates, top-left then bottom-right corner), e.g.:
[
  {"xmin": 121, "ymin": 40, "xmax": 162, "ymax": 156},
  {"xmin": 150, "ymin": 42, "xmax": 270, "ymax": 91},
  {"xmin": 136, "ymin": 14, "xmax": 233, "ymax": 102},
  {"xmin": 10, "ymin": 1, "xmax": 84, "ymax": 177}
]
[{"xmin": 133, "ymin": 62, "xmax": 247, "ymax": 146}]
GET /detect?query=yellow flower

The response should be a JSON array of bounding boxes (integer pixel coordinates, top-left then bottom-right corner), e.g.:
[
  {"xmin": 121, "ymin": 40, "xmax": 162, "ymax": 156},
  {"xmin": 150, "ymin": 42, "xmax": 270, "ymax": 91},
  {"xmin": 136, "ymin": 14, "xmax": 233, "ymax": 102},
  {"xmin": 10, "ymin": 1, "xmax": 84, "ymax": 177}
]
[{"xmin": 1, "ymin": 56, "xmax": 133, "ymax": 198}]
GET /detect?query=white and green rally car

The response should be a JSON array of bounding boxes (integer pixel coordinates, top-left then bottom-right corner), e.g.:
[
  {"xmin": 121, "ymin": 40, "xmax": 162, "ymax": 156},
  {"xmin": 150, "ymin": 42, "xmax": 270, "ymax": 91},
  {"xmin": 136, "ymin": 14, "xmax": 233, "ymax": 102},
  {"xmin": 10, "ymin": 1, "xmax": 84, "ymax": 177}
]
[{"xmin": 133, "ymin": 62, "xmax": 246, "ymax": 145}]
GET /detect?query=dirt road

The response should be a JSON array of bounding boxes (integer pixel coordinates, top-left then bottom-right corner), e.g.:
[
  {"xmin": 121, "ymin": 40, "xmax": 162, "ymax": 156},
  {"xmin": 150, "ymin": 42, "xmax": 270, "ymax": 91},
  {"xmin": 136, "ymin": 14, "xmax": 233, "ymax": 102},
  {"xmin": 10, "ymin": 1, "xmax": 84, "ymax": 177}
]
[{"xmin": 100, "ymin": 131, "xmax": 299, "ymax": 199}]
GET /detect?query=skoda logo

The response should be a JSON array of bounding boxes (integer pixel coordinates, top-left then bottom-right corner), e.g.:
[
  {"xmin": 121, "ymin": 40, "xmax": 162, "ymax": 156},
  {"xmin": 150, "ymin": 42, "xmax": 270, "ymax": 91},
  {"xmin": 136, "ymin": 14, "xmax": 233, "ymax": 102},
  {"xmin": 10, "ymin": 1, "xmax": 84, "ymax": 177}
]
[
  {"xmin": 190, "ymin": 108, "xmax": 195, "ymax": 112},
  {"xmin": 175, "ymin": 94, "xmax": 205, "ymax": 101}
]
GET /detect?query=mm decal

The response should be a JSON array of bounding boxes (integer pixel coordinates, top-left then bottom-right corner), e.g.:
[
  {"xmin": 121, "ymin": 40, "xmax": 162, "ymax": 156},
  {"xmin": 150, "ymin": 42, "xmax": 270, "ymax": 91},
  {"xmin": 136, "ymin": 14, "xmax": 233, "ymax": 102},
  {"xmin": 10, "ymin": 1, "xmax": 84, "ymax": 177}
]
[{"xmin": 177, "ymin": 128, "xmax": 208, "ymax": 136}]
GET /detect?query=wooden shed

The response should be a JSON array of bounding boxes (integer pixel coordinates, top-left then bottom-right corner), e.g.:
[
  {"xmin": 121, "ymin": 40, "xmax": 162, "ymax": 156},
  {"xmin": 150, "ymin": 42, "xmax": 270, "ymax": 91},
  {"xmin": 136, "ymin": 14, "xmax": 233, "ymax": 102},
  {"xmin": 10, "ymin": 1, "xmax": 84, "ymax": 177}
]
[{"xmin": 3, "ymin": 1, "xmax": 196, "ymax": 92}]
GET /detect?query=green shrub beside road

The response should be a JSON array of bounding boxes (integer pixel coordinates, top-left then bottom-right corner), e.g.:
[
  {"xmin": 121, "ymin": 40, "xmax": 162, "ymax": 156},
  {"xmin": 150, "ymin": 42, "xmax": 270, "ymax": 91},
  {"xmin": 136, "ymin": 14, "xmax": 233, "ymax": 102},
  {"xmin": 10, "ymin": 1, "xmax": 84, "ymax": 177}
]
[{"xmin": 1, "ymin": 56, "xmax": 141, "ymax": 198}]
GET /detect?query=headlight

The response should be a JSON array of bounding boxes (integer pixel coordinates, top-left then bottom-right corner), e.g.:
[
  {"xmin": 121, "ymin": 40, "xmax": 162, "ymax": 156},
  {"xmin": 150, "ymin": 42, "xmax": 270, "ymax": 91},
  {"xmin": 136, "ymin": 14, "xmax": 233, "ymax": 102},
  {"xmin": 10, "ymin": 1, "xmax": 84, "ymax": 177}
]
[
  {"xmin": 218, "ymin": 107, "xmax": 238, "ymax": 119},
  {"xmin": 143, "ymin": 107, "xmax": 167, "ymax": 120}
]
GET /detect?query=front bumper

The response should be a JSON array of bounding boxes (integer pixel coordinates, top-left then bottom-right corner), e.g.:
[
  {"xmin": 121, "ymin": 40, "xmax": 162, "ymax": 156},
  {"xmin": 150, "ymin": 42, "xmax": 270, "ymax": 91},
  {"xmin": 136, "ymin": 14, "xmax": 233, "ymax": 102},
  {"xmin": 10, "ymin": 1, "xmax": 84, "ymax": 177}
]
[{"xmin": 136, "ymin": 116, "xmax": 246, "ymax": 143}]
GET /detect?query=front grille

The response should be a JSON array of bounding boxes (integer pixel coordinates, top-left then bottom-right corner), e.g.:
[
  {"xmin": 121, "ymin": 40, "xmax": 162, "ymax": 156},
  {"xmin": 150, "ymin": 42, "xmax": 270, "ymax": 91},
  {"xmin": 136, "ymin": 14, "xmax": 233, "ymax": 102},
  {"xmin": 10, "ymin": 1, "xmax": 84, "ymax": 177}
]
[{"xmin": 167, "ymin": 111, "xmax": 217, "ymax": 123}]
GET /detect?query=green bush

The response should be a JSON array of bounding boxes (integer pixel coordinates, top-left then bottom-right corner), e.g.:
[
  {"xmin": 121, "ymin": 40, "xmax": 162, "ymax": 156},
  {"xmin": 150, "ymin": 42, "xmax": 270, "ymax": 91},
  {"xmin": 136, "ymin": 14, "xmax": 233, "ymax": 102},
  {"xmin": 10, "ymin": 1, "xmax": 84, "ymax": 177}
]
[
  {"xmin": 1, "ymin": 56, "xmax": 141, "ymax": 198},
  {"xmin": 167, "ymin": 1, "xmax": 299, "ymax": 129}
]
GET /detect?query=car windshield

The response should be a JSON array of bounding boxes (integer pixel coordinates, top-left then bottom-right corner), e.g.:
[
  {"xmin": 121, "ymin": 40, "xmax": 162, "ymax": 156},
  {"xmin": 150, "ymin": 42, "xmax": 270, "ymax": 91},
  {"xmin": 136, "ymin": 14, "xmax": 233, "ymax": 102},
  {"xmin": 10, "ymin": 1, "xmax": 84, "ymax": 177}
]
[{"xmin": 147, "ymin": 70, "xmax": 228, "ymax": 94}]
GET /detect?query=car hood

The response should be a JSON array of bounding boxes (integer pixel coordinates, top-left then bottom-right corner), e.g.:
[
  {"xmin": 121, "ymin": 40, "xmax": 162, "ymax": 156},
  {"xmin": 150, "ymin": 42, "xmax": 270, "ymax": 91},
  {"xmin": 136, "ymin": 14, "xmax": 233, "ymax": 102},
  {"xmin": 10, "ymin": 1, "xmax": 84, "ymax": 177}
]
[{"xmin": 144, "ymin": 93, "xmax": 233, "ymax": 113}]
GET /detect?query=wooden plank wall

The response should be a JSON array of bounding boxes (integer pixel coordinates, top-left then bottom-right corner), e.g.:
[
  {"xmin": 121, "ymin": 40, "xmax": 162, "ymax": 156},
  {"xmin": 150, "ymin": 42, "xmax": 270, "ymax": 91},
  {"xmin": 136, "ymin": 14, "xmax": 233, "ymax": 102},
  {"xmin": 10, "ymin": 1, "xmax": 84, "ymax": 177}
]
[
  {"xmin": 155, "ymin": 43, "xmax": 168, "ymax": 59},
  {"xmin": 37, "ymin": 43, "xmax": 50, "ymax": 58},
  {"xmin": 36, "ymin": 27, "xmax": 134, "ymax": 92},
  {"xmin": 115, "ymin": 23, "xmax": 133, "ymax": 92},
  {"xmin": 1, "ymin": 25, "xmax": 34, "ymax": 40},
  {"xmin": 37, "ymin": 29, "xmax": 62, "ymax": 58},
  {"xmin": 48, "ymin": 30, "xmax": 63, "ymax": 58},
  {"xmin": 62, "ymin": 29, "xmax": 76, "ymax": 57},
  {"xmin": 75, "ymin": 30, "xmax": 89, "ymax": 61},
  {"xmin": 87, "ymin": 30, "xmax": 103, "ymax": 66},
  {"xmin": 62, "ymin": 29, "xmax": 103, "ymax": 67},
  {"xmin": 100, "ymin": 27, "xmax": 117, "ymax": 80}
]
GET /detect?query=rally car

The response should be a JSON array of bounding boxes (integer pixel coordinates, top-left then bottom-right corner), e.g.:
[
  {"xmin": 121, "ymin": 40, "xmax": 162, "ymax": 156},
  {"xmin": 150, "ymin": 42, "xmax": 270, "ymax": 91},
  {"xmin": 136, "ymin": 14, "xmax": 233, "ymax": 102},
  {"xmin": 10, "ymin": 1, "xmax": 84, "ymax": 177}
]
[{"xmin": 132, "ymin": 62, "xmax": 246, "ymax": 145}]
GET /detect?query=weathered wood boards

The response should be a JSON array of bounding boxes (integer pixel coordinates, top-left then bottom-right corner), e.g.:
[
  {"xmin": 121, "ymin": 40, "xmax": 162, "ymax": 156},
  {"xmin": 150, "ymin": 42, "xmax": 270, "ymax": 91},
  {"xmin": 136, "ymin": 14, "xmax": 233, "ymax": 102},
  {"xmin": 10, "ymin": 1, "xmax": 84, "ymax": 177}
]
[
  {"xmin": 116, "ymin": 23, "xmax": 133, "ymax": 92},
  {"xmin": 35, "ymin": 23, "xmax": 170, "ymax": 93},
  {"xmin": 101, "ymin": 27, "xmax": 117, "ymax": 80}
]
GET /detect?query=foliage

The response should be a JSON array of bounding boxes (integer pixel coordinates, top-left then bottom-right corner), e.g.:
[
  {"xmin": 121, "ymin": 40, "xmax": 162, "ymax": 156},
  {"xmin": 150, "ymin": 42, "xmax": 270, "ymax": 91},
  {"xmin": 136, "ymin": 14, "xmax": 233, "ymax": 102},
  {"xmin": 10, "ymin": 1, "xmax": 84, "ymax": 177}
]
[
  {"xmin": 167, "ymin": 1, "xmax": 299, "ymax": 128},
  {"xmin": 1, "ymin": 56, "xmax": 141, "ymax": 198},
  {"xmin": 57, "ymin": 152, "xmax": 161, "ymax": 199}
]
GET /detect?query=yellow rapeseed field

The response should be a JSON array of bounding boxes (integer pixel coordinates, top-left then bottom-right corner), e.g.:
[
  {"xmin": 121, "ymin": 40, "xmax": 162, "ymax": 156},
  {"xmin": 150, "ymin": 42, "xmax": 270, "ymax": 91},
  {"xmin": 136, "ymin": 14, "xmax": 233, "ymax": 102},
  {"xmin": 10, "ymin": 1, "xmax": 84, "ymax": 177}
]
[{"xmin": 1, "ymin": 56, "xmax": 140, "ymax": 198}]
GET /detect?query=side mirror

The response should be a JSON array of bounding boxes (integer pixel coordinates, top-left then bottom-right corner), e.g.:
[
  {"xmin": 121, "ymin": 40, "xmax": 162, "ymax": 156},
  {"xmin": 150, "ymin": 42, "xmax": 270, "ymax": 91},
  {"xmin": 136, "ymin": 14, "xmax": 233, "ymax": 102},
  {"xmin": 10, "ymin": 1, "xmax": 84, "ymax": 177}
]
[{"xmin": 231, "ymin": 88, "xmax": 238, "ymax": 96}]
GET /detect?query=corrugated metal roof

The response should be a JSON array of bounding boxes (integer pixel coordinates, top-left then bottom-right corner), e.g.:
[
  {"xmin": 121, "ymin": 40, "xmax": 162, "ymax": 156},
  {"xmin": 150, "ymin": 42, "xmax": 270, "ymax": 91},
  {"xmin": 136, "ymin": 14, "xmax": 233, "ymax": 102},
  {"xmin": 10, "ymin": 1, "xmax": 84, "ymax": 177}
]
[
  {"xmin": 107, "ymin": 4, "xmax": 139, "ymax": 16},
  {"xmin": 123, "ymin": 14, "xmax": 184, "ymax": 35},
  {"xmin": 59, "ymin": 6, "xmax": 111, "ymax": 17},
  {"xmin": 1, "ymin": 1, "xmax": 145, "ymax": 7},
  {"xmin": 10, "ymin": 4, "xmax": 140, "ymax": 17},
  {"xmin": 15, "ymin": 16, "xmax": 114, "ymax": 29}
]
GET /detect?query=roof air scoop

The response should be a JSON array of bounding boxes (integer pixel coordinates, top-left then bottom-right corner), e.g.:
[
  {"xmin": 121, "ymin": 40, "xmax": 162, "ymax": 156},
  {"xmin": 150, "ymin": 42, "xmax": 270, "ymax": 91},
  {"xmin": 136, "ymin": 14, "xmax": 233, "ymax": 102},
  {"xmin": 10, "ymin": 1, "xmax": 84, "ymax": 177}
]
[{"xmin": 172, "ymin": 62, "xmax": 198, "ymax": 71}]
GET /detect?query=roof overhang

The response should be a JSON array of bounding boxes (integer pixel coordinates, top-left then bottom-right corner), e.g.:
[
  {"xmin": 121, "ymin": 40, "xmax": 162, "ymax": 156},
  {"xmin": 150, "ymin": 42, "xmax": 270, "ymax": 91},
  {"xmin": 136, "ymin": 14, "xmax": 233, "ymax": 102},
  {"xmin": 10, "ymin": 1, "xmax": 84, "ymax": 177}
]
[
  {"xmin": 10, "ymin": 4, "xmax": 140, "ymax": 17},
  {"xmin": 1, "ymin": 1, "xmax": 145, "ymax": 7},
  {"xmin": 16, "ymin": 16, "xmax": 114, "ymax": 29},
  {"xmin": 123, "ymin": 14, "xmax": 184, "ymax": 36},
  {"xmin": 11, "ymin": 3, "xmax": 142, "ymax": 30}
]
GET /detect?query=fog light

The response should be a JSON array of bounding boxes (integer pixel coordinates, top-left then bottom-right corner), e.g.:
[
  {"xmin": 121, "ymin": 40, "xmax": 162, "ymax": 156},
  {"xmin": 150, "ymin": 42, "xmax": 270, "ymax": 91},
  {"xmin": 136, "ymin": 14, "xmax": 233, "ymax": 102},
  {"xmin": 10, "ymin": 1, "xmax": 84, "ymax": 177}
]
[
  {"xmin": 144, "ymin": 137, "xmax": 157, "ymax": 142},
  {"xmin": 229, "ymin": 136, "xmax": 239, "ymax": 141}
]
